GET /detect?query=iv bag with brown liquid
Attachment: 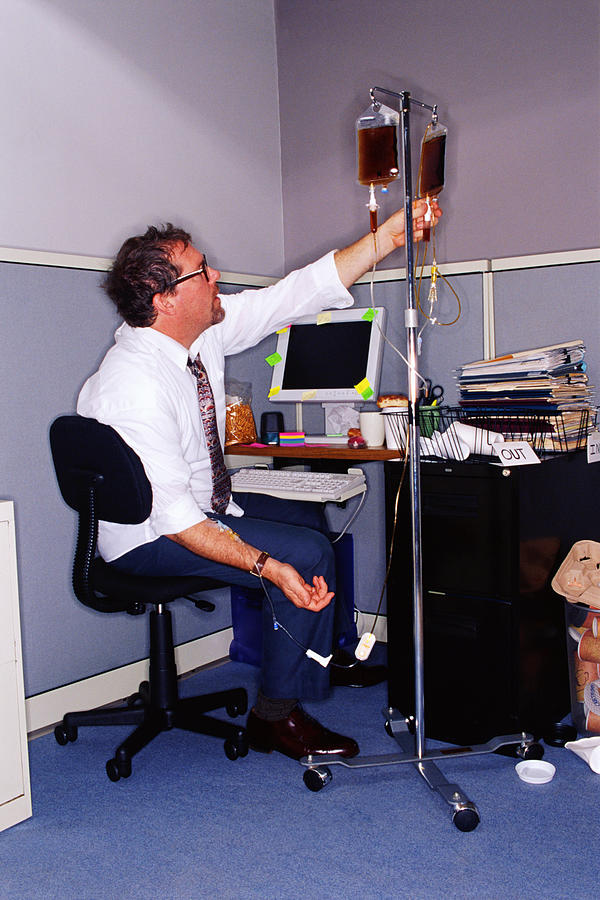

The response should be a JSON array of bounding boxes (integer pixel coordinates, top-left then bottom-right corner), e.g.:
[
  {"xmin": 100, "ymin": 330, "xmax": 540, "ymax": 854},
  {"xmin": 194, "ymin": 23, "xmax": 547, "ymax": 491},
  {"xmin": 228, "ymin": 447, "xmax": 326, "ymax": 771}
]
[
  {"xmin": 418, "ymin": 120, "xmax": 447, "ymax": 240},
  {"xmin": 418, "ymin": 121, "xmax": 447, "ymax": 199},
  {"xmin": 356, "ymin": 102, "xmax": 399, "ymax": 189}
]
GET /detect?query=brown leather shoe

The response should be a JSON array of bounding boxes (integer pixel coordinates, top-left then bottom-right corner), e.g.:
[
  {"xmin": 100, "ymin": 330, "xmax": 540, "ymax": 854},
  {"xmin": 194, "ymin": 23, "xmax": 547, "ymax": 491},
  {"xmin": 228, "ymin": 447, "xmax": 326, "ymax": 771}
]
[{"xmin": 246, "ymin": 705, "xmax": 359, "ymax": 760}]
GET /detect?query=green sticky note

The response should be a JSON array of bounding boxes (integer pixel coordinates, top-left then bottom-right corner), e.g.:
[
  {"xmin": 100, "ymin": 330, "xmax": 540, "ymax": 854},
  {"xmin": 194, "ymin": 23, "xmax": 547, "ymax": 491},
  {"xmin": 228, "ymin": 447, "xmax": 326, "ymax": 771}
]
[
  {"xmin": 265, "ymin": 352, "xmax": 282, "ymax": 367},
  {"xmin": 361, "ymin": 308, "xmax": 378, "ymax": 321},
  {"xmin": 354, "ymin": 377, "xmax": 374, "ymax": 400}
]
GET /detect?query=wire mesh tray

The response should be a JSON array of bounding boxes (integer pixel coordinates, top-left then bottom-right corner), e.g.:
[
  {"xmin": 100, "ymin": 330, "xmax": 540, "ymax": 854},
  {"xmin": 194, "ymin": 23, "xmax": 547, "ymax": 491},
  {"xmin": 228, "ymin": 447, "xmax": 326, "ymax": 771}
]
[{"xmin": 382, "ymin": 405, "xmax": 596, "ymax": 460}]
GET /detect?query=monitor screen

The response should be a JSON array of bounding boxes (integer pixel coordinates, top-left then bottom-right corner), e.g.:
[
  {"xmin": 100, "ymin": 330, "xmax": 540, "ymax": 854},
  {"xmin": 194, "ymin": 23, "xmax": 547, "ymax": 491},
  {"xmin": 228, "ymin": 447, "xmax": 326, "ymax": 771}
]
[{"xmin": 268, "ymin": 307, "xmax": 386, "ymax": 403}]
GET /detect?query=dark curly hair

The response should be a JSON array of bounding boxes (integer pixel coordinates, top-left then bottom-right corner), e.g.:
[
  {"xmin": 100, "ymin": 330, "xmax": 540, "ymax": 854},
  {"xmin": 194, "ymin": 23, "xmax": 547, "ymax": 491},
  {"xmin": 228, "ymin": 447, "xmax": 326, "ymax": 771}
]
[{"xmin": 103, "ymin": 223, "xmax": 192, "ymax": 327}]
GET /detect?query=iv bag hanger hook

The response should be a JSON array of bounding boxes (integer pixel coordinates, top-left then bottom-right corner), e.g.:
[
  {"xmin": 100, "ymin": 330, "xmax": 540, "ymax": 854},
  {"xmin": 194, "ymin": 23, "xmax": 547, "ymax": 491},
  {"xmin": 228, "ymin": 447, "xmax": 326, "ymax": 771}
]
[
  {"xmin": 368, "ymin": 87, "xmax": 381, "ymax": 111},
  {"xmin": 370, "ymin": 85, "xmax": 437, "ymax": 116}
]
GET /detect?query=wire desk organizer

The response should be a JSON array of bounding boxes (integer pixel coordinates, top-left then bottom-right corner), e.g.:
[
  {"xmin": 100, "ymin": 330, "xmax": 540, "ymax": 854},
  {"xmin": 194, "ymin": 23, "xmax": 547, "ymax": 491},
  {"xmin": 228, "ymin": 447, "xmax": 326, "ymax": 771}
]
[
  {"xmin": 299, "ymin": 87, "xmax": 550, "ymax": 832},
  {"xmin": 383, "ymin": 405, "xmax": 596, "ymax": 459}
]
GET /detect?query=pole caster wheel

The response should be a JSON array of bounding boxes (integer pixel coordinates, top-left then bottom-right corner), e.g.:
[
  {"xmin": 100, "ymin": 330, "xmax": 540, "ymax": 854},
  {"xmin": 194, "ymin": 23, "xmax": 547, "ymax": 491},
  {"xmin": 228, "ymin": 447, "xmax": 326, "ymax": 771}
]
[
  {"xmin": 452, "ymin": 804, "xmax": 480, "ymax": 832},
  {"xmin": 515, "ymin": 741, "xmax": 544, "ymax": 761},
  {"xmin": 303, "ymin": 767, "xmax": 332, "ymax": 792},
  {"xmin": 54, "ymin": 723, "xmax": 78, "ymax": 745}
]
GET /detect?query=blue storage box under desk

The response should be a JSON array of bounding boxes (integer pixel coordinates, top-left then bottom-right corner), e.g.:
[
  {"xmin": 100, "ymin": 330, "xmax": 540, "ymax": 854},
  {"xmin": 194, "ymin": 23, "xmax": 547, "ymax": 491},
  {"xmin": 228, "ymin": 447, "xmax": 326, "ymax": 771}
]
[{"xmin": 229, "ymin": 532, "xmax": 358, "ymax": 667}]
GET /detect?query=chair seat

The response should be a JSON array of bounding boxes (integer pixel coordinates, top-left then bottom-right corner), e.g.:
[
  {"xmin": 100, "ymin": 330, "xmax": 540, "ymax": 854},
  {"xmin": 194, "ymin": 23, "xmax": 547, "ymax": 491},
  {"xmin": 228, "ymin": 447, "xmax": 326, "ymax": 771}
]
[{"xmin": 91, "ymin": 556, "xmax": 228, "ymax": 611}]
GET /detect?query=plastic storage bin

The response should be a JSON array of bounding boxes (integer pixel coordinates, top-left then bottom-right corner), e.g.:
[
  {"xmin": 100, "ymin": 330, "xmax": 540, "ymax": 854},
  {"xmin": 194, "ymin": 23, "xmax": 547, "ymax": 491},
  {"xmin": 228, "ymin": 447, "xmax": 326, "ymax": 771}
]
[{"xmin": 552, "ymin": 540, "xmax": 600, "ymax": 736}]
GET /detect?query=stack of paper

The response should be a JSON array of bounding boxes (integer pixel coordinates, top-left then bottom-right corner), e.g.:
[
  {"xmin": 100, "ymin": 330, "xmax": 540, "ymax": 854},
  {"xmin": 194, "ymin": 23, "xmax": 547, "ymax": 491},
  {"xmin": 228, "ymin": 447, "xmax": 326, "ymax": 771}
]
[
  {"xmin": 455, "ymin": 340, "xmax": 596, "ymax": 452},
  {"xmin": 456, "ymin": 340, "xmax": 593, "ymax": 411}
]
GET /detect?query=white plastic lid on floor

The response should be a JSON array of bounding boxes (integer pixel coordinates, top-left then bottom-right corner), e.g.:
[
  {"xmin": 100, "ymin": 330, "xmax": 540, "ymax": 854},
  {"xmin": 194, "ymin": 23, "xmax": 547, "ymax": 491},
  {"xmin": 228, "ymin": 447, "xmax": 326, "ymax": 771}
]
[{"xmin": 515, "ymin": 760, "xmax": 556, "ymax": 784}]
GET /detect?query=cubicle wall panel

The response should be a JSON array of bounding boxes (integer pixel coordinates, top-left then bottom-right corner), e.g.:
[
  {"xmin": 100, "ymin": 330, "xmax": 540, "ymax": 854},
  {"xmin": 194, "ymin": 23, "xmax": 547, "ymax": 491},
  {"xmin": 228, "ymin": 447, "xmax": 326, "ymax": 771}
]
[
  {"xmin": 4, "ymin": 255, "xmax": 596, "ymax": 696},
  {"xmin": 493, "ymin": 262, "xmax": 600, "ymax": 386},
  {"xmin": 351, "ymin": 273, "xmax": 484, "ymax": 405},
  {"xmin": 0, "ymin": 262, "xmax": 232, "ymax": 697}
]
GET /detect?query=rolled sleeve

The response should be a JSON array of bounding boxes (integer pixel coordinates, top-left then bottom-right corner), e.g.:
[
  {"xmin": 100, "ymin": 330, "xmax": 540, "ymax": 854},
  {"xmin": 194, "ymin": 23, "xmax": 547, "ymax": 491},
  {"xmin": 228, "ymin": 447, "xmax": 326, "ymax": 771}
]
[
  {"xmin": 150, "ymin": 490, "xmax": 207, "ymax": 536},
  {"xmin": 213, "ymin": 251, "xmax": 354, "ymax": 357}
]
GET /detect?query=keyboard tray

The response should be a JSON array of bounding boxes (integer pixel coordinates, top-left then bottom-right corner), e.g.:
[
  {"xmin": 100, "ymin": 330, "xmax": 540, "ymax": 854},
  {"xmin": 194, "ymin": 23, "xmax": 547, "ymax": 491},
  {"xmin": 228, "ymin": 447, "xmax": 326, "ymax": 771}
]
[{"xmin": 230, "ymin": 467, "xmax": 366, "ymax": 503}]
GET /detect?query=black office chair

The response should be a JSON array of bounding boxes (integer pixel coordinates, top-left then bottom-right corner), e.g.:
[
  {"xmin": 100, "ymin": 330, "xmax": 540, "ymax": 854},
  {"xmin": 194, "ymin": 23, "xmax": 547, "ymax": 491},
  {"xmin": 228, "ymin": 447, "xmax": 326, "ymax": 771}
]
[{"xmin": 49, "ymin": 415, "xmax": 248, "ymax": 782}]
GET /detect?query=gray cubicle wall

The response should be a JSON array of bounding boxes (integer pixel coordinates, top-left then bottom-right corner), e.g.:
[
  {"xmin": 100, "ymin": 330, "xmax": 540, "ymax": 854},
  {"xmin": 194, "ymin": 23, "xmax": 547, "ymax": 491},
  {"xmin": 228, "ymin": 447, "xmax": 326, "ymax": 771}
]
[
  {"xmin": 493, "ymin": 261, "xmax": 600, "ymax": 382},
  {"xmin": 2, "ymin": 254, "xmax": 598, "ymax": 700},
  {"xmin": 0, "ymin": 261, "xmax": 233, "ymax": 699}
]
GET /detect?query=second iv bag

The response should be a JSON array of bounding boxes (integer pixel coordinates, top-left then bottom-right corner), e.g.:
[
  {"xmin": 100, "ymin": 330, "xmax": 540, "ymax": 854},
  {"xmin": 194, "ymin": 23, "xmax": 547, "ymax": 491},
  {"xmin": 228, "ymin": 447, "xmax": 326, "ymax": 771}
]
[
  {"xmin": 418, "ymin": 119, "xmax": 447, "ymax": 199},
  {"xmin": 356, "ymin": 102, "xmax": 399, "ymax": 188}
]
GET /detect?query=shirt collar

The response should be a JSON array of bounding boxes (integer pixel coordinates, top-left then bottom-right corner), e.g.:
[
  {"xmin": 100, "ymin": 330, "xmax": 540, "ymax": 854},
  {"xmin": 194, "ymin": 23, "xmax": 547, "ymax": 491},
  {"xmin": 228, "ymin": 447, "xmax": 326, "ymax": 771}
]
[{"xmin": 115, "ymin": 323, "xmax": 191, "ymax": 371}]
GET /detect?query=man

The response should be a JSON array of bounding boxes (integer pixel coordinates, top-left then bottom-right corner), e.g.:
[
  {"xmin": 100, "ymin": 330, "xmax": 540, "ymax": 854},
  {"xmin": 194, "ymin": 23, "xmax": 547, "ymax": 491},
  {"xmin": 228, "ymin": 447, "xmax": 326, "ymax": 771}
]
[{"xmin": 78, "ymin": 199, "xmax": 441, "ymax": 761}]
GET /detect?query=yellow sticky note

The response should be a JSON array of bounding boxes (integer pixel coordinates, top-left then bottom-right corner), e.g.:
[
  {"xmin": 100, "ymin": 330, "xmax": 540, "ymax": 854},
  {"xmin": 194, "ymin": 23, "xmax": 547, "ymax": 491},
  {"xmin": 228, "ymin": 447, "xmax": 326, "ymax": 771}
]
[
  {"xmin": 301, "ymin": 389, "xmax": 317, "ymax": 401},
  {"xmin": 265, "ymin": 351, "xmax": 282, "ymax": 366},
  {"xmin": 276, "ymin": 325, "xmax": 290, "ymax": 334},
  {"xmin": 268, "ymin": 386, "xmax": 280, "ymax": 398},
  {"xmin": 354, "ymin": 377, "xmax": 374, "ymax": 400},
  {"xmin": 316, "ymin": 311, "xmax": 332, "ymax": 325}
]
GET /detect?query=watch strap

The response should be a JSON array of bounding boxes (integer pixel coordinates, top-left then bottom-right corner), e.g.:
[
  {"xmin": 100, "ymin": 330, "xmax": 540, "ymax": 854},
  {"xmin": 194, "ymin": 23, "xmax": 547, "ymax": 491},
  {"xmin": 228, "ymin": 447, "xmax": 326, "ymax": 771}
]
[{"xmin": 250, "ymin": 550, "xmax": 270, "ymax": 577}]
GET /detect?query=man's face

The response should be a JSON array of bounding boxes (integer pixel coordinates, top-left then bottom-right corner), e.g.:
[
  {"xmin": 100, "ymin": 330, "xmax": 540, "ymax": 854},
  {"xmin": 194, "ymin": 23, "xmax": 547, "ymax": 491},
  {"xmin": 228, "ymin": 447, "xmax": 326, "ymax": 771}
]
[{"xmin": 170, "ymin": 242, "xmax": 224, "ymax": 336}]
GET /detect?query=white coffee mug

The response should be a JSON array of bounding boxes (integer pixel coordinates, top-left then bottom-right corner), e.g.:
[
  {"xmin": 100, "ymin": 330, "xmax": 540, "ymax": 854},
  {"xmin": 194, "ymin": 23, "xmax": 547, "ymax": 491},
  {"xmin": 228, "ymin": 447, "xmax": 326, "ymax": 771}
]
[{"xmin": 359, "ymin": 411, "xmax": 385, "ymax": 447}]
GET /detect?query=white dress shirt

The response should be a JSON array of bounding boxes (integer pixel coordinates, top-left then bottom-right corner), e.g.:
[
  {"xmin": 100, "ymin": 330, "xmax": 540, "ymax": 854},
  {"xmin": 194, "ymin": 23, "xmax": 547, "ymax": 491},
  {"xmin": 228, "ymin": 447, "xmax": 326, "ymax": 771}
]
[{"xmin": 77, "ymin": 251, "xmax": 353, "ymax": 561}]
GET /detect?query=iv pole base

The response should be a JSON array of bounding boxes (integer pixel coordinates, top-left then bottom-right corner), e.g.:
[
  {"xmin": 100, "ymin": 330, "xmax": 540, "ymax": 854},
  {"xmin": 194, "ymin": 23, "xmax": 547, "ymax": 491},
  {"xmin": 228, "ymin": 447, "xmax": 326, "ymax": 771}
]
[{"xmin": 300, "ymin": 714, "xmax": 542, "ymax": 831}]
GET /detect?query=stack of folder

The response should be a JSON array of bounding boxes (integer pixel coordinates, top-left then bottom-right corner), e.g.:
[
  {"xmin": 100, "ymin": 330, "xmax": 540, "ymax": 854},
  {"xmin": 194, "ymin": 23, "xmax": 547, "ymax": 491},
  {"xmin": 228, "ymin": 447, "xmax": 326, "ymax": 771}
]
[{"xmin": 455, "ymin": 340, "xmax": 596, "ymax": 452}]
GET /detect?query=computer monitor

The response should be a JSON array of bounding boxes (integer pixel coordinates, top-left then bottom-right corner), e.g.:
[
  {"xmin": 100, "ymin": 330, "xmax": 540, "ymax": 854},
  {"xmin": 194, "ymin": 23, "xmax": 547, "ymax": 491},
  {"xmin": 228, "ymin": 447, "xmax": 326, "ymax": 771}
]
[{"xmin": 268, "ymin": 306, "xmax": 386, "ymax": 404}]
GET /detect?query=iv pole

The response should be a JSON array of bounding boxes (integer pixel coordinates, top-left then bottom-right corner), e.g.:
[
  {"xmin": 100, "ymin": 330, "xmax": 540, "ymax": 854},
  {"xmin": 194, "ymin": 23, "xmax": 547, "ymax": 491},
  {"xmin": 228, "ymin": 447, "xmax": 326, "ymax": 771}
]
[{"xmin": 300, "ymin": 87, "xmax": 542, "ymax": 832}]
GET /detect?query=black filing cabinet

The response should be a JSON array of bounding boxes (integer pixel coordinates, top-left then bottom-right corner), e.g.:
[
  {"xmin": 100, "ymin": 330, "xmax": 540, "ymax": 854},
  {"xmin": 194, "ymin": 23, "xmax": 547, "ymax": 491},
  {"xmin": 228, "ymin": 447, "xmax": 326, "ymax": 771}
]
[{"xmin": 384, "ymin": 453, "xmax": 596, "ymax": 745}]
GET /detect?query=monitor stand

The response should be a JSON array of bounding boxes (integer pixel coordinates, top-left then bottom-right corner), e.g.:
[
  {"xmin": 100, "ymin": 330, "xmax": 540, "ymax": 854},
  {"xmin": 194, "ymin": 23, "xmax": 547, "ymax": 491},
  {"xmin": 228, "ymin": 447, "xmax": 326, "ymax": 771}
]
[{"xmin": 294, "ymin": 402, "xmax": 359, "ymax": 441}]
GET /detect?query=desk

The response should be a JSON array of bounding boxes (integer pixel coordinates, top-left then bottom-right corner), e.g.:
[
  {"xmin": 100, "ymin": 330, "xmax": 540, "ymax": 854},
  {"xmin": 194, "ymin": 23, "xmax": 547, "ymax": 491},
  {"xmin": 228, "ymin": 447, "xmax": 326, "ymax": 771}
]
[{"xmin": 226, "ymin": 443, "xmax": 401, "ymax": 463}]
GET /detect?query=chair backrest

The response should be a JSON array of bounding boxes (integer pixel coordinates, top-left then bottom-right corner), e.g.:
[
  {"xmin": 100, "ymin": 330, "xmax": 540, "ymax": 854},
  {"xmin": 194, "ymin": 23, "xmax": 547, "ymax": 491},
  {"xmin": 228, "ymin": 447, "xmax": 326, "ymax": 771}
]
[
  {"xmin": 50, "ymin": 415, "xmax": 226, "ymax": 614},
  {"xmin": 50, "ymin": 415, "xmax": 152, "ymax": 525}
]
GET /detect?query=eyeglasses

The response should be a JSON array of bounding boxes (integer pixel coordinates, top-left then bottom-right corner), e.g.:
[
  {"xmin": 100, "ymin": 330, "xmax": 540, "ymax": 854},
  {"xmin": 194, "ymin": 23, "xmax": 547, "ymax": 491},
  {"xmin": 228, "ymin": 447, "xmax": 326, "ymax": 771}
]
[{"xmin": 169, "ymin": 254, "xmax": 209, "ymax": 287}]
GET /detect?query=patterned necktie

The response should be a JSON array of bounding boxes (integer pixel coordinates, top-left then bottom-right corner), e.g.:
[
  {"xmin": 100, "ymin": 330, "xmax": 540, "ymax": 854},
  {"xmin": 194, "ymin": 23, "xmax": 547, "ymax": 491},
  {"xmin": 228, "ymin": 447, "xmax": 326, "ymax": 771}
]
[{"xmin": 187, "ymin": 354, "xmax": 231, "ymax": 514}]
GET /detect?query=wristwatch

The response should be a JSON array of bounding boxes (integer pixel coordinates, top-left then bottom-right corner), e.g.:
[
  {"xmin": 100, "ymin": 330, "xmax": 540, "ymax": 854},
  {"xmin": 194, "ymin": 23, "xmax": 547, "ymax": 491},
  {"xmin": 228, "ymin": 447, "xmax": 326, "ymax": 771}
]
[{"xmin": 250, "ymin": 550, "xmax": 270, "ymax": 577}]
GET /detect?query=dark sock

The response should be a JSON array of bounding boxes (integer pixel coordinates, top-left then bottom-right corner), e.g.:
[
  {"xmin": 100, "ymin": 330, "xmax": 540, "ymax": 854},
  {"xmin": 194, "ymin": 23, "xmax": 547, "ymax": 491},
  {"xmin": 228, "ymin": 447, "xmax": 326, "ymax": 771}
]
[{"xmin": 253, "ymin": 690, "xmax": 298, "ymax": 722}]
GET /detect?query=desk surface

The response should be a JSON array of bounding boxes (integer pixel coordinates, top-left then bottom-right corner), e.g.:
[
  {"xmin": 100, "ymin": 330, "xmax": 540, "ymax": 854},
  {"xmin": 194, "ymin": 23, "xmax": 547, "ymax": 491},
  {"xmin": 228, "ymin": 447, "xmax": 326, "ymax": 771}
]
[{"xmin": 226, "ymin": 443, "xmax": 402, "ymax": 461}]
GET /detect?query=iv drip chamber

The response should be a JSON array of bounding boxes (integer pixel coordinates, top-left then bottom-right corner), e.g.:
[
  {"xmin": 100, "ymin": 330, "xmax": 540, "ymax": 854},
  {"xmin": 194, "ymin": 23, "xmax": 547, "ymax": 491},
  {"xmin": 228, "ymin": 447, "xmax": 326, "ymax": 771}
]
[{"xmin": 356, "ymin": 101, "xmax": 399, "ymax": 189}]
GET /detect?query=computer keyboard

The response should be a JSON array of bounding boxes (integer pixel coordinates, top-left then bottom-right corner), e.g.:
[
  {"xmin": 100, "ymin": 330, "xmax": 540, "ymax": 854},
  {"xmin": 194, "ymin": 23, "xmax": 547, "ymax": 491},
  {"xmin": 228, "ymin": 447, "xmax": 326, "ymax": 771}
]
[{"xmin": 230, "ymin": 467, "xmax": 366, "ymax": 502}]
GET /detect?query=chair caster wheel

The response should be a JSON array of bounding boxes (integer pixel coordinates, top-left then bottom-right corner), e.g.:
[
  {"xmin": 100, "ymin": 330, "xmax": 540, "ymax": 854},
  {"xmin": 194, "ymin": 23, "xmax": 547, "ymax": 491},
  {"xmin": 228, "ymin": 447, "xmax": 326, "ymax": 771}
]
[
  {"xmin": 452, "ymin": 805, "xmax": 480, "ymax": 832},
  {"xmin": 224, "ymin": 731, "xmax": 249, "ymax": 760},
  {"xmin": 226, "ymin": 698, "xmax": 248, "ymax": 718},
  {"xmin": 54, "ymin": 723, "xmax": 78, "ymax": 745},
  {"xmin": 303, "ymin": 767, "xmax": 332, "ymax": 792},
  {"xmin": 106, "ymin": 757, "xmax": 132, "ymax": 782}
]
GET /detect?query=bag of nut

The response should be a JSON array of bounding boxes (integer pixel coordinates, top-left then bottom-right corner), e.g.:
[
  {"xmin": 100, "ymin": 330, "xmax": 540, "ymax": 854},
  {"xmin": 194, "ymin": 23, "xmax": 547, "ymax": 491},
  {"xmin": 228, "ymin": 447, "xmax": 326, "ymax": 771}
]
[{"xmin": 225, "ymin": 379, "xmax": 258, "ymax": 446}]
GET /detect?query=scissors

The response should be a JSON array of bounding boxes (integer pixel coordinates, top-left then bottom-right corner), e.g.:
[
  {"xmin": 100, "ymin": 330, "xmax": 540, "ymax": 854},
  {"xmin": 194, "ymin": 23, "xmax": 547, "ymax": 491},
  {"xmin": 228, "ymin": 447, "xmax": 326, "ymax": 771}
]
[{"xmin": 418, "ymin": 378, "xmax": 444, "ymax": 406}]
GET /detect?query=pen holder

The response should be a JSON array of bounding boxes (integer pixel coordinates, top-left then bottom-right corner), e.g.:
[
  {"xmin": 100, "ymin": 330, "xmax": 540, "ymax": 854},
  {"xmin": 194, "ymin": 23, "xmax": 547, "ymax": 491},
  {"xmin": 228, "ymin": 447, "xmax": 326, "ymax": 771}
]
[{"xmin": 418, "ymin": 405, "xmax": 440, "ymax": 438}]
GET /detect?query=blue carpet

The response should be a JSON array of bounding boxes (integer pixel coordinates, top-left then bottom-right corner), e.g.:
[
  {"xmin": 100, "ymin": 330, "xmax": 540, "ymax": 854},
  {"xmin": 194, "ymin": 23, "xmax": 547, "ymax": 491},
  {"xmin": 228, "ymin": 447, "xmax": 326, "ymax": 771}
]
[{"xmin": 1, "ymin": 658, "xmax": 597, "ymax": 899}]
